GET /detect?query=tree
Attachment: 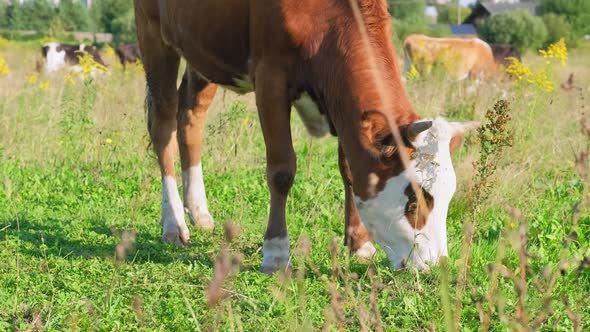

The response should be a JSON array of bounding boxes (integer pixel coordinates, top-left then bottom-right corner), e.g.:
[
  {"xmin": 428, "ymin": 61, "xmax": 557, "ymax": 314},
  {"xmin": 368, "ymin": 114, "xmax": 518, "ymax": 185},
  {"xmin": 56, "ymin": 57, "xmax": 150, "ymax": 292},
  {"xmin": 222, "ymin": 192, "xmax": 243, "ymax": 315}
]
[
  {"xmin": 539, "ymin": 0, "xmax": 590, "ymax": 37},
  {"xmin": 436, "ymin": 4, "xmax": 471, "ymax": 25},
  {"xmin": 478, "ymin": 10, "xmax": 548, "ymax": 54},
  {"xmin": 111, "ymin": 8, "xmax": 137, "ymax": 45},
  {"xmin": 542, "ymin": 13, "xmax": 575, "ymax": 48},
  {"xmin": 58, "ymin": 0, "xmax": 91, "ymax": 32},
  {"xmin": 3, "ymin": 0, "xmax": 56, "ymax": 31},
  {"xmin": 91, "ymin": 0, "xmax": 133, "ymax": 35},
  {"xmin": 387, "ymin": 0, "xmax": 426, "ymax": 23}
]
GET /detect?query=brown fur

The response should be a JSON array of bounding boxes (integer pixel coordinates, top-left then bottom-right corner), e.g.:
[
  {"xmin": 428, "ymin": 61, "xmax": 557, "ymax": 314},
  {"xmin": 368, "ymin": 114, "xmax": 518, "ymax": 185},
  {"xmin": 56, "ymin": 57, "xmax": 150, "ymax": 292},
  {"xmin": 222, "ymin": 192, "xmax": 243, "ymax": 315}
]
[
  {"xmin": 404, "ymin": 184, "xmax": 434, "ymax": 230},
  {"xmin": 115, "ymin": 43, "xmax": 142, "ymax": 69}
]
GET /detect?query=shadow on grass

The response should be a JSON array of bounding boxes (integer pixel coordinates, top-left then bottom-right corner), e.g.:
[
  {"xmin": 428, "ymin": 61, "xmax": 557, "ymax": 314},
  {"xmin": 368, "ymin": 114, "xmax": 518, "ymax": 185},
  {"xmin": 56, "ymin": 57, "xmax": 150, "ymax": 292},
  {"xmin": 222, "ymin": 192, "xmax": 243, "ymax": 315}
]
[{"xmin": 1, "ymin": 214, "xmax": 216, "ymax": 267}]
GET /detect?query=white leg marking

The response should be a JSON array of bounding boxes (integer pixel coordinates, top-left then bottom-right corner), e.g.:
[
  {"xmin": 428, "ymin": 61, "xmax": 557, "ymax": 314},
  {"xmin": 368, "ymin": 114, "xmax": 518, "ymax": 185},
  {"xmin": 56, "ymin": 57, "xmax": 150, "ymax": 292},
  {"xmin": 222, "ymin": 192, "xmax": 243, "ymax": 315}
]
[
  {"xmin": 260, "ymin": 236, "xmax": 291, "ymax": 274},
  {"xmin": 293, "ymin": 92, "xmax": 330, "ymax": 138},
  {"xmin": 161, "ymin": 176, "xmax": 190, "ymax": 244},
  {"xmin": 182, "ymin": 163, "xmax": 214, "ymax": 230},
  {"xmin": 355, "ymin": 241, "xmax": 377, "ymax": 259}
]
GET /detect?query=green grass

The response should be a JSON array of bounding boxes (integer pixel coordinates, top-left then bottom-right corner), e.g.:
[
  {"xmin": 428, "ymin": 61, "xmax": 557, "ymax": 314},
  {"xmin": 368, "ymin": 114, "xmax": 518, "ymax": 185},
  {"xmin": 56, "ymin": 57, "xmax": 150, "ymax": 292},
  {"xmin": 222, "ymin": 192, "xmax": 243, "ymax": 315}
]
[{"xmin": 0, "ymin": 40, "xmax": 589, "ymax": 331}]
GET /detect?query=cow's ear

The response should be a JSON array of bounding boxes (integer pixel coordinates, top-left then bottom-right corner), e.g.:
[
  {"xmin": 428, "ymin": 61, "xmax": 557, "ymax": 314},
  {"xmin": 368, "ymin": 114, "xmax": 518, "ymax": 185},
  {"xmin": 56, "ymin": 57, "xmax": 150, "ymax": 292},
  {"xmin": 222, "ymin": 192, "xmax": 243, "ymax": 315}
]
[
  {"xmin": 360, "ymin": 110, "xmax": 397, "ymax": 159},
  {"xmin": 449, "ymin": 121, "xmax": 479, "ymax": 154}
]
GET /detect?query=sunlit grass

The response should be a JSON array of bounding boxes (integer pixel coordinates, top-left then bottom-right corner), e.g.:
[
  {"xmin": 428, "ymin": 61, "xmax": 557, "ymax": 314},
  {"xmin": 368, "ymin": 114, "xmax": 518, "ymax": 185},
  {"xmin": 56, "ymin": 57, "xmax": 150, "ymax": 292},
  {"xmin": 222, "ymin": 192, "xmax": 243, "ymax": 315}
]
[{"xmin": 0, "ymin": 39, "xmax": 588, "ymax": 331}]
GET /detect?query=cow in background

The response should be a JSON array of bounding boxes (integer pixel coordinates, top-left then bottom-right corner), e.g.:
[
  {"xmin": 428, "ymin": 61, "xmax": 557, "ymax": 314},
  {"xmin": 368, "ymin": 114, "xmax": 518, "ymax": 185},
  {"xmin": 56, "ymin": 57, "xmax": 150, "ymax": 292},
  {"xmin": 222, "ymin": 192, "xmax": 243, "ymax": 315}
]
[
  {"xmin": 115, "ymin": 43, "xmax": 141, "ymax": 69},
  {"xmin": 489, "ymin": 43, "xmax": 521, "ymax": 68},
  {"xmin": 403, "ymin": 34, "xmax": 497, "ymax": 81},
  {"xmin": 41, "ymin": 42, "xmax": 106, "ymax": 73}
]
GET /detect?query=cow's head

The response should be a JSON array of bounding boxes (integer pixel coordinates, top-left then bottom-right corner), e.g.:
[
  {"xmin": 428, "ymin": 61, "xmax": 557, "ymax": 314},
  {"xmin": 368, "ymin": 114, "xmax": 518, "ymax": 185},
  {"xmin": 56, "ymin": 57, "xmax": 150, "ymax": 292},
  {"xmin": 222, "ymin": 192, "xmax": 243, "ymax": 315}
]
[{"xmin": 354, "ymin": 113, "xmax": 478, "ymax": 270}]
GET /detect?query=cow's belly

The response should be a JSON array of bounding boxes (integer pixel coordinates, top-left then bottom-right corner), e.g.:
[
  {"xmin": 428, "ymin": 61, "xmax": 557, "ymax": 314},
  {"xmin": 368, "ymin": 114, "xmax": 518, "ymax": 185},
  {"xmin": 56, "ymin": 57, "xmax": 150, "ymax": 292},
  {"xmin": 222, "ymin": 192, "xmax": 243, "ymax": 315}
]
[{"xmin": 157, "ymin": 0, "xmax": 251, "ymax": 86}]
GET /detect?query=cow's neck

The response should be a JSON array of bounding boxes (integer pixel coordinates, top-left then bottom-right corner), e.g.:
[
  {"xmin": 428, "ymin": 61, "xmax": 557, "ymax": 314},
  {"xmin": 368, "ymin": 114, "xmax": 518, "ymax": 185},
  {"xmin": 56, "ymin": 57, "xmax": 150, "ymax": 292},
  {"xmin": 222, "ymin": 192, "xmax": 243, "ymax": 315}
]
[{"xmin": 307, "ymin": 22, "xmax": 418, "ymax": 198}]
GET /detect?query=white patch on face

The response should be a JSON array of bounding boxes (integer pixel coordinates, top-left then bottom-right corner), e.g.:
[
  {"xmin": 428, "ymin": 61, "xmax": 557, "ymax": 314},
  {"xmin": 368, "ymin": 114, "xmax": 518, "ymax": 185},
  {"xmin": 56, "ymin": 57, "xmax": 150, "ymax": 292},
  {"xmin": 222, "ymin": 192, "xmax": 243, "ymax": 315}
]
[
  {"xmin": 260, "ymin": 236, "xmax": 291, "ymax": 274},
  {"xmin": 354, "ymin": 117, "xmax": 459, "ymax": 270},
  {"xmin": 44, "ymin": 42, "xmax": 66, "ymax": 72},
  {"xmin": 293, "ymin": 92, "xmax": 330, "ymax": 137},
  {"xmin": 161, "ymin": 176, "xmax": 190, "ymax": 243},
  {"xmin": 221, "ymin": 75, "xmax": 254, "ymax": 94},
  {"xmin": 182, "ymin": 163, "xmax": 214, "ymax": 230}
]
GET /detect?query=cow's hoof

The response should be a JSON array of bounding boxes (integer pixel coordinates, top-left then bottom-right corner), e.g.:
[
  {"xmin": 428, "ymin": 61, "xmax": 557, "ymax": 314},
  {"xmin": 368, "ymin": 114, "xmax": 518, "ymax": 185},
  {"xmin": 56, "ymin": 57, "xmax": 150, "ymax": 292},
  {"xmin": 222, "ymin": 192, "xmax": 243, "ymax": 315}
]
[
  {"xmin": 355, "ymin": 241, "xmax": 376, "ymax": 259},
  {"xmin": 260, "ymin": 236, "xmax": 290, "ymax": 274},
  {"xmin": 259, "ymin": 262, "xmax": 292, "ymax": 275},
  {"xmin": 162, "ymin": 226, "xmax": 190, "ymax": 245},
  {"xmin": 186, "ymin": 209, "xmax": 215, "ymax": 230}
]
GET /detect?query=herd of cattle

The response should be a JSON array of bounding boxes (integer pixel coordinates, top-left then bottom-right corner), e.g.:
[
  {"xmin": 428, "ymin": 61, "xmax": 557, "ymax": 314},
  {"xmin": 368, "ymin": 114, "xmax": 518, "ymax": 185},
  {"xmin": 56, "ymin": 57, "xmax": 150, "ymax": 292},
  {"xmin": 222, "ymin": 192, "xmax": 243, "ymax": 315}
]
[
  {"xmin": 39, "ymin": 37, "xmax": 519, "ymax": 82},
  {"xmin": 38, "ymin": 17, "xmax": 521, "ymax": 272},
  {"xmin": 39, "ymin": 42, "xmax": 141, "ymax": 74}
]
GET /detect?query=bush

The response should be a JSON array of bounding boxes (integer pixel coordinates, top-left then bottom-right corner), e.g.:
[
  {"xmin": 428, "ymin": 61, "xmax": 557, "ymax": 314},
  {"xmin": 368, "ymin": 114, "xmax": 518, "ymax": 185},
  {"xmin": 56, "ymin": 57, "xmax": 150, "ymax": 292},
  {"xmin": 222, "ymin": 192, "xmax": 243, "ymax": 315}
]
[
  {"xmin": 478, "ymin": 9, "xmax": 547, "ymax": 54},
  {"xmin": 3, "ymin": 0, "xmax": 56, "ymax": 31},
  {"xmin": 58, "ymin": 0, "xmax": 91, "ymax": 32},
  {"xmin": 111, "ymin": 9, "xmax": 137, "ymax": 45},
  {"xmin": 91, "ymin": 0, "xmax": 135, "ymax": 44},
  {"xmin": 436, "ymin": 4, "xmax": 471, "ymax": 25},
  {"xmin": 542, "ymin": 13, "xmax": 575, "ymax": 48},
  {"xmin": 387, "ymin": 0, "xmax": 426, "ymax": 22},
  {"xmin": 539, "ymin": 0, "xmax": 590, "ymax": 37}
]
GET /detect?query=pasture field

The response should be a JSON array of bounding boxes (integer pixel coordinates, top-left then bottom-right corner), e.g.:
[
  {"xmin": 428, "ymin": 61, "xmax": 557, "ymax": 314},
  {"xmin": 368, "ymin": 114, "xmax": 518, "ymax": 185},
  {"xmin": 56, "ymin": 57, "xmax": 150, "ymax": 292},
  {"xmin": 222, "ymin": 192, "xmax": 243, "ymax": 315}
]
[{"xmin": 0, "ymin": 39, "xmax": 589, "ymax": 331}]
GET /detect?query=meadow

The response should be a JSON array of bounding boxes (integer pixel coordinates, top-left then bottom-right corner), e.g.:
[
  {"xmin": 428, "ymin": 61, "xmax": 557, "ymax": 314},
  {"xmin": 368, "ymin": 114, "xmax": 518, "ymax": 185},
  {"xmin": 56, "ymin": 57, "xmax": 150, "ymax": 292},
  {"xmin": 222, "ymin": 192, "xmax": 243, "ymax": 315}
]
[{"xmin": 0, "ymin": 37, "xmax": 588, "ymax": 331}]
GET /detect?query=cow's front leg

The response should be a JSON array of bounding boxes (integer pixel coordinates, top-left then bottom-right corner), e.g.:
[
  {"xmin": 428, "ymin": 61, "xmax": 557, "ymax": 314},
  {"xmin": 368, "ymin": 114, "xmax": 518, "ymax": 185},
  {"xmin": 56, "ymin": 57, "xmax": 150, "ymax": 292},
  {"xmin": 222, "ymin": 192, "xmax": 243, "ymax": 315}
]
[
  {"xmin": 255, "ymin": 64, "xmax": 296, "ymax": 274},
  {"xmin": 338, "ymin": 144, "xmax": 376, "ymax": 258}
]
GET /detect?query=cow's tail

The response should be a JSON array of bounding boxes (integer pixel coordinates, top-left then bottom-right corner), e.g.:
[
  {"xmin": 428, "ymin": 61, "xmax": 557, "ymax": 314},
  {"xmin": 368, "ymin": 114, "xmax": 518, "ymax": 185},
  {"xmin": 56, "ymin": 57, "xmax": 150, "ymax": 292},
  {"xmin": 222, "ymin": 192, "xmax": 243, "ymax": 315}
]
[
  {"xmin": 145, "ymin": 83, "xmax": 154, "ymax": 151},
  {"xmin": 402, "ymin": 39, "xmax": 413, "ymax": 78}
]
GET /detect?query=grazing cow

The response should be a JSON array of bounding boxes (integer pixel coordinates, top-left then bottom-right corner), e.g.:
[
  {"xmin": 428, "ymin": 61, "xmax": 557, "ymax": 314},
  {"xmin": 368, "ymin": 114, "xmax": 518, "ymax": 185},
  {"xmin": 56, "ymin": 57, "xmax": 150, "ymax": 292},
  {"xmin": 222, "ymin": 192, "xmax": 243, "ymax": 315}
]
[
  {"xmin": 115, "ymin": 43, "xmax": 142, "ymax": 69},
  {"xmin": 489, "ymin": 43, "xmax": 521, "ymax": 68},
  {"xmin": 135, "ymin": 0, "xmax": 478, "ymax": 272},
  {"xmin": 41, "ymin": 42, "xmax": 106, "ymax": 73},
  {"xmin": 403, "ymin": 34, "xmax": 497, "ymax": 81}
]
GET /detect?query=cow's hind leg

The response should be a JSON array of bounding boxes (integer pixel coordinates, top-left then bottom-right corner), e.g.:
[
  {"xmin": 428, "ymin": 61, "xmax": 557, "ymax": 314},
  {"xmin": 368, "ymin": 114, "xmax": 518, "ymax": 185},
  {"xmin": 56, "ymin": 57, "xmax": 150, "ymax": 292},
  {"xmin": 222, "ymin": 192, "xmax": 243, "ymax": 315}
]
[
  {"xmin": 136, "ymin": 7, "xmax": 187, "ymax": 244},
  {"xmin": 338, "ymin": 144, "xmax": 376, "ymax": 258},
  {"xmin": 177, "ymin": 69, "xmax": 217, "ymax": 230},
  {"xmin": 255, "ymin": 64, "xmax": 296, "ymax": 274}
]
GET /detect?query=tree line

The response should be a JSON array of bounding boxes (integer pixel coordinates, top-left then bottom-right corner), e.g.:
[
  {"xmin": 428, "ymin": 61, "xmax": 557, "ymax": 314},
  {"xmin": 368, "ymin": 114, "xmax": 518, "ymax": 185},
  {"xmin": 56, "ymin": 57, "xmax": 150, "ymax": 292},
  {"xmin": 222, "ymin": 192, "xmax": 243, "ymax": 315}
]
[{"xmin": 0, "ymin": 0, "xmax": 135, "ymax": 45}]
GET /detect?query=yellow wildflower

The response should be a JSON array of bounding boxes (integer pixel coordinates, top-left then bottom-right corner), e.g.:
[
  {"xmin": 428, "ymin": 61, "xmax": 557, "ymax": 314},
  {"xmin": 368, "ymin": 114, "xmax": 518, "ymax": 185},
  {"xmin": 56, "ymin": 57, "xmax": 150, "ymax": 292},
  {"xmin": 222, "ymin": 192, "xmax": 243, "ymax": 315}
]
[
  {"xmin": 26, "ymin": 72, "xmax": 39, "ymax": 84},
  {"xmin": 39, "ymin": 80, "xmax": 49, "ymax": 90},
  {"xmin": 75, "ymin": 50, "xmax": 108, "ymax": 80},
  {"xmin": 407, "ymin": 64, "xmax": 419, "ymax": 81},
  {"xmin": 526, "ymin": 70, "xmax": 554, "ymax": 92},
  {"xmin": 105, "ymin": 45, "xmax": 116, "ymax": 57},
  {"xmin": 504, "ymin": 57, "xmax": 532, "ymax": 81},
  {"xmin": 64, "ymin": 72, "xmax": 75, "ymax": 85},
  {"xmin": 539, "ymin": 38, "xmax": 568, "ymax": 66},
  {"xmin": 0, "ymin": 56, "xmax": 9, "ymax": 75},
  {"xmin": 105, "ymin": 138, "xmax": 113, "ymax": 145}
]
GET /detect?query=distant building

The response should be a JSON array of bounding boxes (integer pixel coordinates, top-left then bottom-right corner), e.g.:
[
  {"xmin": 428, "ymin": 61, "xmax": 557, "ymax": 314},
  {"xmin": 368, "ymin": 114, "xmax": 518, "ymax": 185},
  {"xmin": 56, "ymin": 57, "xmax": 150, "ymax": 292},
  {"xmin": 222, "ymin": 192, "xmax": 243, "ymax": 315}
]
[
  {"xmin": 463, "ymin": 1, "xmax": 539, "ymax": 27},
  {"xmin": 449, "ymin": 24, "xmax": 478, "ymax": 38}
]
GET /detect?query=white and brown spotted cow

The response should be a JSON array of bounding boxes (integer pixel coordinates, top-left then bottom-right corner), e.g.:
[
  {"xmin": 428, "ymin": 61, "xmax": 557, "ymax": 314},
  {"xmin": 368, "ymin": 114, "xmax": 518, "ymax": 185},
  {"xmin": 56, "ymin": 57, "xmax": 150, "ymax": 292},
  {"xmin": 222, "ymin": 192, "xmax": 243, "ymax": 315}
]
[
  {"xmin": 403, "ymin": 34, "xmax": 497, "ymax": 81},
  {"xmin": 135, "ymin": 0, "xmax": 478, "ymax": 272},
  {"xmin": 41, "ymin": 42, "xmax": 105, "ymax": 73}
]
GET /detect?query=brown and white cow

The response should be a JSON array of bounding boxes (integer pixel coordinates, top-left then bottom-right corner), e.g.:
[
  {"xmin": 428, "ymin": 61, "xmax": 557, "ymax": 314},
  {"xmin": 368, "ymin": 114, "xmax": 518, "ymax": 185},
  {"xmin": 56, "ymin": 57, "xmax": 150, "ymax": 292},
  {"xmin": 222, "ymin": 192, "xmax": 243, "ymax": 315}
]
[
  {"xmin": 403, "ymin": 34, "xmax": 497, "ymax": 81},
  {"xmin": 115, "ymin": 43, "xmax": 141, "ymax": 69},
  {"xmin": 41, "ymin": 42, "xmax": 105, "ymax": 73},
  {"xmin": 489, "ymin": 43, "xmax": 521, "ymax": 68},
  {"xmin": 135, "ymin": 0, "xmax": 477, "ymax": 272}
]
